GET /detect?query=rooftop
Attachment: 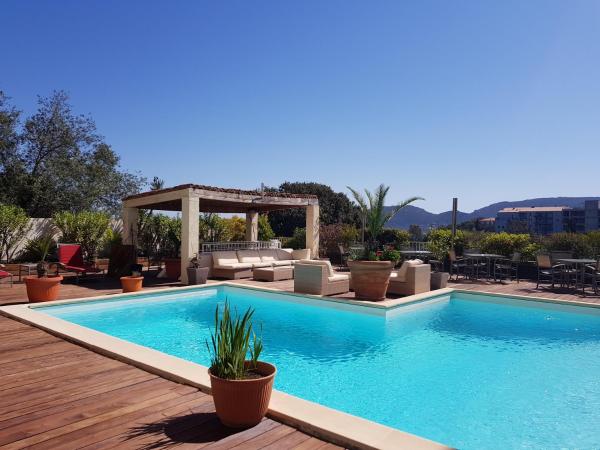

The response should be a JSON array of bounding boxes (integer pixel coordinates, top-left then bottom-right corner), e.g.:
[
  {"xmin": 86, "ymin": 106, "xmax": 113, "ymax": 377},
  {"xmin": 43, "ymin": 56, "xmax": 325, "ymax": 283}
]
[
  {"xmin": 122, "ymin": 183, "xmax": 318, "ymax": 213},
  {"xmin": 498, "ymin": 206, "xmax": 571, "ymax": 213}
]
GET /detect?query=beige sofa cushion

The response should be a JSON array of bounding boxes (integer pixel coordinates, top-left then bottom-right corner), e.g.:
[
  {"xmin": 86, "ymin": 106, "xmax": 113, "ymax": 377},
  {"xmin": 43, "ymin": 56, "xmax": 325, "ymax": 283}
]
[
  {"xmin": 212, "ymin": 251, "xmax": 240, "ymax": 267},
  {"xmin": 237, "ymin": 250, "xmax": 262, "ymax": 264},
  {"xmin": 215, "ymin": 262, "xmax": 253, "ymax": 269},
  {"xmin": 259, "ymin": 249, "xmax": 279, "ymax": 262},
  {"xmin": 328, "ymin": 274, "xmax": 350, "ymax": 282},
  {"xmin": 291, "ymin": 249, "xmax": 311, "ymax": 260}
]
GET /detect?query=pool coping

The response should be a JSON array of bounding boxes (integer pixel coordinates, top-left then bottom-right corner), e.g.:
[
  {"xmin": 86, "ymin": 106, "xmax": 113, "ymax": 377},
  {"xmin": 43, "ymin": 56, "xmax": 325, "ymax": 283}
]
[
  {"xmin": 0, "ymin": 282, "xmax": 453, "ymax": 450},
  {"xmin": 5, "ymin": 282, "xmax": 597, "ymax": 449}
]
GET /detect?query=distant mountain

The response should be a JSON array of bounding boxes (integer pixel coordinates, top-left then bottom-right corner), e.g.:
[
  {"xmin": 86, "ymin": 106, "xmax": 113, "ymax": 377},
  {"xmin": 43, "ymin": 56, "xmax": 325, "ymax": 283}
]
[{"xmin": 386, "ymin": 197, "xmax": 600, "ymax": 230}]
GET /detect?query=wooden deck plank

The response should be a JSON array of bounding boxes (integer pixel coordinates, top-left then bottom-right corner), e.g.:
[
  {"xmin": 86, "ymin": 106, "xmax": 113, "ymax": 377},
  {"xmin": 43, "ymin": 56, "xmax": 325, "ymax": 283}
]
[{"xmin": 0, "ymin": 316, "xmax": 335, "ymax": 449}]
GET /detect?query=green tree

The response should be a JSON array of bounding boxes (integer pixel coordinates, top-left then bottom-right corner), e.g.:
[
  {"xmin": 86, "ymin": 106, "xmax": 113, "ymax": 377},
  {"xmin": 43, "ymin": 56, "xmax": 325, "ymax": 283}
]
[
  {"xmin": 0, "ymin": 90, "xmax": 145, "ymax": 216},
  {"xmin": 0, "ymin": 204, "xmax": 30, "ymax": 262},
  {"xmin": 266, "ymin": 182, "xmax": 361, "ymax": 236},
  {"xmin": 347, "ymin": 184, "xmax": 422, "ymax": 252},
  {"xmin": 258, "ymin": 214, "xmax": 275, "ymax": 241}
]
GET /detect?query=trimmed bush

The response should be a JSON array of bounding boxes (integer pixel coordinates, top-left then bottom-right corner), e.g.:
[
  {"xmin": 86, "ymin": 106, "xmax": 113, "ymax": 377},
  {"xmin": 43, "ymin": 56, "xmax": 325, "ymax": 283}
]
[
  {"xmin": 426, "ymin": 229, "xmax": 465, "ymax": 261},
  {"xmin": 541, "ymin": 233, "xmax": 591, "ymax": 258},
  {"xmin": 53, "ymin": 211, "xmax": 111, "ymax": 262},
  {"xmin": 480, "ymin": 232, "xmax": 531, "ymax": 257},
  {"xmin": 378, "ymin": 229, "xmax": 410, "ymax": 249}
]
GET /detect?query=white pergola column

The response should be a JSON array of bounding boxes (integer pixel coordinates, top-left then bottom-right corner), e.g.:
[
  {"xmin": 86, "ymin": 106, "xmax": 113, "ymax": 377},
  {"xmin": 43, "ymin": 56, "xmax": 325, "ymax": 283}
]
[
  {"xmin": 305, "ymin": 204, "xmax": 319, "ymax": 259},
  {"xmin": 122, "ymin": 207, "xmax": 138, "ymax": 245},
  {"xmin": 245, "ymin": 210, "xmax": 258, "ymax": 241},
  {"xmin": 180, "ymin": 194, "xmax": 200, "ymax": 284}
]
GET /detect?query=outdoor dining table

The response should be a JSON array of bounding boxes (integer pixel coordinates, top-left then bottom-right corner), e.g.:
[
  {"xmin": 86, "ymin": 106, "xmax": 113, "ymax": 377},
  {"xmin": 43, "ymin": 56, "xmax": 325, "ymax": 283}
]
[
  {"xmin": 556, "ymin": 258, "xmax": 597, "ymax": 295},
  {"xmin": 463, "ymin": 253, "xmax": 505, "ymax": 280}
]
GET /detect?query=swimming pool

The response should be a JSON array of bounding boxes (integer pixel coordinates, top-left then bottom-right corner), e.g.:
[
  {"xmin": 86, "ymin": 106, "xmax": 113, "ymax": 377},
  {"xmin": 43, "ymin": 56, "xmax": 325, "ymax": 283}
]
[{"xmin": 36, "ymin": 286, "xmax": 600, "ymax": 450}]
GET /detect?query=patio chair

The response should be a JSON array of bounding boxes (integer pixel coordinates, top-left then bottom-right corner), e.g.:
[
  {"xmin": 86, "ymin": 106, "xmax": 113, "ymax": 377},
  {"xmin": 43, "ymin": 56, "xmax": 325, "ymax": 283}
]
[
  {"xmin": 584, "ymin": 260, "xmax": 600, "ymax": 295},
  {"xmin": 448, "ymin": 249, "xmax": 467, "ymax": 280},
  {"xmin": 0, "ymin": 264, "xmax": 13, "ymax": 287},
  {"xmin": 338, "ymin": 244, "xmax": 350, "ymax": 268},
  {"xmin": 56, "ymin": 244, "xmax": 104, "ymax": 283},
  {"xmin": 536, "ymin": 254, "xmax": 564, "ymax": 289},
  {"xmin": 549, "ymin": 251, "xmax": 576, "ymax": 287},
  {"xmin": 387, "ymin": 260, "xmax": 431, "ymax": 296},
  {"xmin": 294, "ymin": 260, "xmax": 350, "ymax": 296},
  {"xmin": 494, "ymin": 252, "xmax": 520, "ymax": 282}
]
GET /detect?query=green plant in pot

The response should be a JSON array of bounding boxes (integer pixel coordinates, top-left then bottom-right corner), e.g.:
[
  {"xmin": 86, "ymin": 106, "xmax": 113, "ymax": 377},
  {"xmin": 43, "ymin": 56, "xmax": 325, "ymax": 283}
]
[
  {"xmin": 346, "ymin": 184, "xmax": 422, "ymax": 300},
  {"xmin": 23, "ymin": 236, "xmax": 63, "ymax": 302},
  {"xmin": 207, "ymin": 301, "xmax": 276, "ymax": 428}
]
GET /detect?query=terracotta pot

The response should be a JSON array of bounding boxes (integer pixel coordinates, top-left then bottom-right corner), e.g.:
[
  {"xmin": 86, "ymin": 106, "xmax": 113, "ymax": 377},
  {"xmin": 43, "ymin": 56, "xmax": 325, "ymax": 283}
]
[
  {"xmin": 120, "ymin": 276, "xmax": 143, "ymax": 293},
  {"xmin": 348, "ymin": 260, "xmax": 394, "ymax": 301},
  {"xmin": 164, "ymin": 258, "xmax": 181, "ymax": 279},
  {"xmin": 209, "ymin": 361, "xmax": 276, "ymax": 428},
  {"xmin": 24, "ymin": 276, "xmax": 63, "ymax": 303}
]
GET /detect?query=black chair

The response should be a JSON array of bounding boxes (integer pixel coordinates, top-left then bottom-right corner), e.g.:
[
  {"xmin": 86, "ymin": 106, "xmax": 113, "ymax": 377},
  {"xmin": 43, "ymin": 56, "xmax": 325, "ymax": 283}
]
[
  {"xmin": 494, "ymin": 252, "xmax": 520, "ymax": 282},
  {"xmin": 448, "ymin": 249, "xmax": 467, "ymax": 280},
  {"xmin": 536, "ymin": 254, "xmax": 564, "ymax": 289}
]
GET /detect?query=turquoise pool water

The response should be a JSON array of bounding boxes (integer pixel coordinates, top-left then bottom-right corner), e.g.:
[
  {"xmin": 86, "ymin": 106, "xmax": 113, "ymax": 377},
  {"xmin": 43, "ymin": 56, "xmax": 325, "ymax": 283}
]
[{"xmin": 38, "ymin": 286, "xmax": 600, "ymax": 449}]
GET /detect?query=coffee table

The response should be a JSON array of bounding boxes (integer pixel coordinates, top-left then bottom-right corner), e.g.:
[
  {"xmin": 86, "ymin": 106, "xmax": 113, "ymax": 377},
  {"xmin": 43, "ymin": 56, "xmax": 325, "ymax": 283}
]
[{"xmin": 253, "ymin": 266, "xmax": 294, "ymax": 282}]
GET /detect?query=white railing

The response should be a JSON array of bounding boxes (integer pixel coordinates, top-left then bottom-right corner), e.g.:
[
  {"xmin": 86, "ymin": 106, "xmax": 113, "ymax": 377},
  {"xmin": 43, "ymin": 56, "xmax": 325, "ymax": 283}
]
[
  {"xmin": 201, "ymin": 240, "xmax": 281, "ymax": 253},
  {"xmin": 403, "ymin": 241, "xmax": 430, "ymax": 251}
]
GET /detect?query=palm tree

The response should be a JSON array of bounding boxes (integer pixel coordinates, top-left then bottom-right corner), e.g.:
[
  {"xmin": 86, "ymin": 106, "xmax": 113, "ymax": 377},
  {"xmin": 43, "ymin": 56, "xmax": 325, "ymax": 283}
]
[{"xmin": 347, "ymin": 184, "xmax": 423, "ymax": 252}]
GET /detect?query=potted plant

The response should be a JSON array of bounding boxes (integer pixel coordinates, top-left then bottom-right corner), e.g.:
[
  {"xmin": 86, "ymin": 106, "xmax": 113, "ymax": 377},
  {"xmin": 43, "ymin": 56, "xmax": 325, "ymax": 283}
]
[
  {"xmin": 207, "ymin": 302, "xmax": 276, "ymax": 428},
  {"xmin": 187, "ymin": 257, "xmax": 209, "ymax": 285},
  {"xmin": 120, "ymin": 264, "xmax": 144, "ymax": 293},
  {"xmin": 347, "ymin": 185, "xmax": 422, "ymax": 300},
  {"xmin": 23, "ymin": 236, "xmax": 63, "ymax": 302}
]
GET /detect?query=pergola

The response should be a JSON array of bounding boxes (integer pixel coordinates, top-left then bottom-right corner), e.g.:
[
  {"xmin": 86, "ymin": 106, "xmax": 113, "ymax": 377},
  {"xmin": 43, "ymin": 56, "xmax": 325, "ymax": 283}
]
[{"xmin": 122, "ymin": 184, "xmax": 319, "ymax": 283}]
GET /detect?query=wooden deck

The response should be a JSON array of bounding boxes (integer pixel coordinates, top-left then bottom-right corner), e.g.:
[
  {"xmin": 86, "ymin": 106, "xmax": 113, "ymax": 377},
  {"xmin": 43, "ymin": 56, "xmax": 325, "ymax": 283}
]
[
  {"xmin": 1, "ymin": 271, "xmax": 598, "ymax": 449},
  {"xmin": 0, "ymin": 315, "xmax": 340, "ymax": 450}
]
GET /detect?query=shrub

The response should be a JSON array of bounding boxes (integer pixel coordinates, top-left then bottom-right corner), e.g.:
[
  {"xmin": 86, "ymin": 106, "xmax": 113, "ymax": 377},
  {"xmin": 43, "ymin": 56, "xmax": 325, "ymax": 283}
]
[
  {"xmin": 281, "ymin": 227, "xmax": 305, "ymax": 250},
  {"xmin": 381, "ymin": 248, "xmax": 401, "ymax": 265},
  {"xmin": 586, "ymin": 231, "xmax": 600, "ymax": 258},
  {"xmin": 53, "ymin": 211, "xmax": 111, "ymax": 262},
  {"xmin": 542, "ymin": 233, "xmax": 591, "ymax": 258},
  {"xmin": 379, "ymin": 229, "xmax": 410, "ymax": 249},
  {"xmin": 207, "ymin": 302, "xmax": 262, "ymax": 380},
  {"xmin": 137, "ymin": 213, "xmax": 181, "ymax": 260},
  {"xmin": 0, "ymin": 204, "xmax": 30, "ymax": 262},
  {"xmin": 199, "ymin": 213, "xmax": 229, "ymax": 243},
  {"xmin": 480, "ymin": 232, "xmax": 531, "ymax": 257},
  {"xmin": 223, "ymin": 216, "xmax": 246, "ymax": 241},
  {"xmin": 426, "ymin": 229, "xmax": 465, "ymax": 260},
  {"xmin": 463, "ymin": 231, "xmax": 489, "ymax": 251},
  {"xmin": 319, "ymin": 224, "xmax": 359, "ymax": 259},
  {"xmin": 521, "ymin": 242, "xmax": 543, "ymax": 261}
]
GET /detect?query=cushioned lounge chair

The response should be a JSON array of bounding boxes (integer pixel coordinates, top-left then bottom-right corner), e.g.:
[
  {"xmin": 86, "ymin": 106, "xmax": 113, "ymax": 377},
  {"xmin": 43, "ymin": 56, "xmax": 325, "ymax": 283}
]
[
  {"xmin": 56, "ymin": 244, "xmax": 103, "ymax": 283},
  {"xmin": 0, "ymin": 264, "xmax": 13, "ymax": 287},
  {"xmin": 387, "ymin": 260, "xmax": 431, "ymax": 296},
  {"xmin": 211, "ymin": 251, "xmax": 254, "ymax": 279},
  {"xmin": 294, "ymin": 260, "xmax": 349, "ymax": 296}
]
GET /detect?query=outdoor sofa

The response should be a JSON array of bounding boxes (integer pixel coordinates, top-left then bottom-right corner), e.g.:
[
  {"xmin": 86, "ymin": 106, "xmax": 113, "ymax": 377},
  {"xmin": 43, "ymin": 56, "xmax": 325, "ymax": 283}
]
[
  {"xmin": 294, "ymin": 260, "xmax": 350, "ymax": 296},
  {"xmin": 387, "ymin": 259, "xmax": 431, "ymax": 296},
  {"xmin": 209, "ymin": 248, "xmax": 311, "ymax": 279}
]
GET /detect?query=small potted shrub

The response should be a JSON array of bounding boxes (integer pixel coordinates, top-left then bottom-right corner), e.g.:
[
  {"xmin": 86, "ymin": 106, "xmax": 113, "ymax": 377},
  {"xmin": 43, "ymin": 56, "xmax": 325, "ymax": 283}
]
[
  {"xmin": 23, "ymin": 236, "xmax": 63, "ymax": 302},
  {"xmin": 120, "ymin": 264, "xmax": 144, "ymax": 293},
  {"xmin": 207, "ymin": 302, "xmax": 276, "ymax": 428},
  {"xmin": 347, "ymin": 185, "xmax": 422, "ymax": 300},
  {"xmin": 187, "ymin": 257, "xmax": 209, "ymax": 285}
]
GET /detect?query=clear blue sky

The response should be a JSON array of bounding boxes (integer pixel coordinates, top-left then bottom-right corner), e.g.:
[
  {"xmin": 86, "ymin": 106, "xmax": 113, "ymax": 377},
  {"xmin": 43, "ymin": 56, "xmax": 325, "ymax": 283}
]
[{"xmin": 2, "ymin": 0, "xmax": 599, "ymax": 213}]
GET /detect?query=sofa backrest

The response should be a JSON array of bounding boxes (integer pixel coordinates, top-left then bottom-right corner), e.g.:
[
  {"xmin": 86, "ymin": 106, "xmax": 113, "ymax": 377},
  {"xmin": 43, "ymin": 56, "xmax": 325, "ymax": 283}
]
[
  {"xmin": 291, "ymin": 248, "xmax": 311, "ymax": 260},
  {"xmin": 396, "ymin": 259, "xmax": 423, "ymax": 282},
  {"xmin": 237, "ymin": 250, "xmax": 261, "ymax": 263},
  {"xmin": 295, "ymin": 259, "xmax": 334, "ymax": 277},
  {"xmin": 212, "ymin": 251, "xmax": 239, "ymax": 266}
]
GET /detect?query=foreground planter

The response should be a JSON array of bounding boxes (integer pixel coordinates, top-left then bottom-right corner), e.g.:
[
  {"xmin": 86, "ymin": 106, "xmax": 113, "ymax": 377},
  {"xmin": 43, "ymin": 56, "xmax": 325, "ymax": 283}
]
[
  {"xmin": 348, "ymin": 260, "xmax": 394, "ymax": 301},
  {"xmin": 164, "ymin": 258, "xmax": 181, "ymax": 279},
  {"xmin": 24, "ymin": 276, "xmax": 63, "ymax": 302},
  {"xmin": 120, "ymin": 276, "xmax": 143, "ymax": 293},
  {"xmin": 186, "ymin": 267, "xmax": 209, "ymax": 285},
  {"xmin": 209, "ymin": 361, "xmax": 276, "ymax": 428}
]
